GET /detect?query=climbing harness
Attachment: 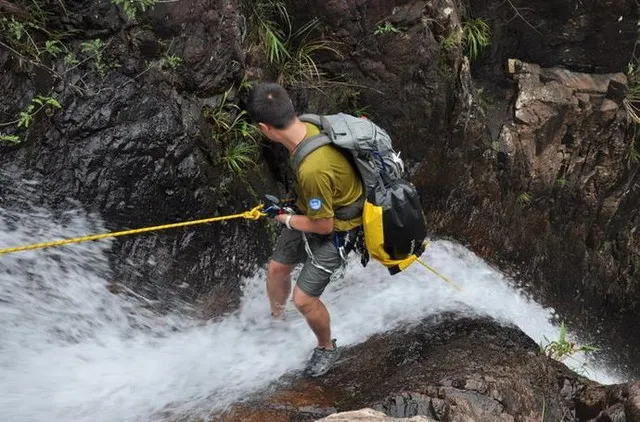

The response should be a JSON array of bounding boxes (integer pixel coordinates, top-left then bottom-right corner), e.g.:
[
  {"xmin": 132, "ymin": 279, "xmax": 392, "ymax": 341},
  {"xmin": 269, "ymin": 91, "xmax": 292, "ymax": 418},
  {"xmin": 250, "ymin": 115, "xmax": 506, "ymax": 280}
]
[
  {"xmin": 0, "ymin": 201, "xmax": 461, "ymax": 291},
  {"xmin": 0, "ymin": 204, "xmax": 264, "ymax": 255},
  {"xmin": 300, "ymin": 230, "xmax": 352, "ymax": 283}
]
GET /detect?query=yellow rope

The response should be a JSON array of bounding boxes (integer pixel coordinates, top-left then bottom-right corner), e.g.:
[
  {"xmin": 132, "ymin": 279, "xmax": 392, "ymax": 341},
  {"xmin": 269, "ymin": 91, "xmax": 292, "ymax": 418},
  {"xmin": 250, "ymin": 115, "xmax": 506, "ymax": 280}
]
[
  {"xmin": 0, "ymin": 204, "xmax": 462, "ymax": 294},
  {"xmin": 0, "ymin": 204, "xmax": 265, "ymax": 255},
  {"xmin": 415, "ymin": 257, "xmax": 463, "ymax": 292}
]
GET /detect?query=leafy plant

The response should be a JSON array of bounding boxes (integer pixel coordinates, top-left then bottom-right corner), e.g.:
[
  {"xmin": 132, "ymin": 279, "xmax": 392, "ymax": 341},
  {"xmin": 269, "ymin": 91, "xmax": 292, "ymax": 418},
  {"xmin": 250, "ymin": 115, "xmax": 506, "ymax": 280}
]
[
  {"xmin": 540, "ymin": 321, "xmax": 599, "ymax": 361},
  {"xmin": 463, "ymin": 18, "xmax": 491, "ymax": 60},
  {"xmin": 164, "ymin": 54, "xmax": 182, "ymax": 70},
  {"xmin": 204, "ymin": 89, "xmax": 261, "ymax": 176},
  {"xmin": 63, "ymin": 52, "xmax": 79, "ymax": 66},
  {"xmin": 80, "ymin": 39, "xmax": 108, "ymax": 78},
  {"xmin": 222, "ymin": 140, "xmax": 259, "ymax": 175},
  {"xmin": 516, "ymin": 192, "xmax": 531, "ymax": 205},
  {"xmin": 0, "ymin": 95, "xmax": 63, "ymax": 143},
  {"xmin": 374, "ymin": 22, "xmax": 400, "ymax": 36},
  {"xmin": 0, "ymin": 135, "xmax": 21, "ymax": 144},
  {"xmin": 441, "ymin": 28, "xmax": 464, "ymax": 52},
  {"xmin": 441, "ymin": 18, "xmax": 491, "ymax": 61},
  {"xmin": 7, "ymin": 18, "xmax": 25, "ymax": 42},
  {"xmin": 250, "ymin": 1, "xmax": 341, "ymax": 87},
  {"xmin": 253, "ymin": 1, "xmax": 290, "ymax": 65},
  {"xmin": 44, "ymin": 40, "xmax": 64, "ymax": 57},
  {"xmin": 239, "ymin": 74, "xmax": 254, "ymax": 90},
  {"xmin": 0, "ymin": 10, "xmax": 71, "ymax": 65},
  {"xmin": 1, "ymin": 17, "xmax": 40, "ymax": 60},
  {"xmin": 112, "ymin": 0, "xmax": 157, "ymax": 20},
  {"xmin": 276, "ymin": 19, "xmax": 342, "ymax": 86}
]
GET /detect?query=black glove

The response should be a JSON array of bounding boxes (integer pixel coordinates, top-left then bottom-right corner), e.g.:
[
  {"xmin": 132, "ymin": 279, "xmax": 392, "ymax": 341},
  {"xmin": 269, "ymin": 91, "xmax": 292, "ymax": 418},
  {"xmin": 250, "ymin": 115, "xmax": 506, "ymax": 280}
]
[
  {"xmin": 263, "ymin": 194, "xmax": 285, "ymax": 218},
  {"xmin": 262, "ymin": 204, "xmax": 284, "ymax": 219}
]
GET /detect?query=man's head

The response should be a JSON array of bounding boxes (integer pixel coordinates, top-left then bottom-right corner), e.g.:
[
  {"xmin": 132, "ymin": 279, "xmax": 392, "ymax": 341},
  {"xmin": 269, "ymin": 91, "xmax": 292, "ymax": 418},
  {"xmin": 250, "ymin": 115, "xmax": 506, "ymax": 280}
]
[{"xmin": 246, "ymin": 82, "xmax": 297, "ymax": 142}]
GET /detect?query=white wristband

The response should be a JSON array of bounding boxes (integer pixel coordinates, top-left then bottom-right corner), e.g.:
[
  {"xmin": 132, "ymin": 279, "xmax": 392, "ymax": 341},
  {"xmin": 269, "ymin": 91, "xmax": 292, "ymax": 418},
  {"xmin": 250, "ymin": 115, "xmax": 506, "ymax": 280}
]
[{"xmin": 285, "ymin": 214, "xmax": 293, "ymax": 230}]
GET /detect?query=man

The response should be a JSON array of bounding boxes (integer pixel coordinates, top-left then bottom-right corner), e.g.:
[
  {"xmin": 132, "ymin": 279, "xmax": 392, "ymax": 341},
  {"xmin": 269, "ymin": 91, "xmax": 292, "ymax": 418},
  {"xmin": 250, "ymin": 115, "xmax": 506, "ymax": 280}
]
[{"xmin": 246, "ymin": 82, "xmax": 363, "ymax": 377}]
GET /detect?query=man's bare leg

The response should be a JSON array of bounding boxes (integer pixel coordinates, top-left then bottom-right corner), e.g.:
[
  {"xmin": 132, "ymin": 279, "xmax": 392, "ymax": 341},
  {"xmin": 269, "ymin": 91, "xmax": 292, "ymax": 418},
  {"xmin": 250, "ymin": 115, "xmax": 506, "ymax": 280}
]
[
  {"xmin": 292, "ymin": 286, "xmax": 334, "ymax": 349},
  {"xmin": 266, "ymin": 260, "xmax": 293, "ymax": 318}
]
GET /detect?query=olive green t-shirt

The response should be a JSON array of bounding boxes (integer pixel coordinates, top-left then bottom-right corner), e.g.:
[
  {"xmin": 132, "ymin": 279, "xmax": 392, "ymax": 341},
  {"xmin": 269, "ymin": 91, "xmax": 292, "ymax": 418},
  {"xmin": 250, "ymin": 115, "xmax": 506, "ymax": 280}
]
[{"xmin": 292, "ymin": 122, "xmax": 363, "ymax": 232}]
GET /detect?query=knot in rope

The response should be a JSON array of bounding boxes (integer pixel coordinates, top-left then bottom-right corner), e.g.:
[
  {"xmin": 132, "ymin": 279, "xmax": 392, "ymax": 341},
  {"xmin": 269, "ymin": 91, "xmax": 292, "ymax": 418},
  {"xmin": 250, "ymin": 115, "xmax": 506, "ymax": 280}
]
[{"xmin": 243, "ymin": 204, "xmax": 265, "ymax": 220}]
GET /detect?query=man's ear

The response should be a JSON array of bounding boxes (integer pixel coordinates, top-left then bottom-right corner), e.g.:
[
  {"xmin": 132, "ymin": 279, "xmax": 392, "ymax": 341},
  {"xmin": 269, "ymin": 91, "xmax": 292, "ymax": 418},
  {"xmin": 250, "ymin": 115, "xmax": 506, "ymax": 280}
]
[
  {"xmin": 258, "ymin": 122, "xmax": 281, "ymax": 142},
  {"xmin": 257, "ymin": 122, "xmax": 270, "ymax": 135}
]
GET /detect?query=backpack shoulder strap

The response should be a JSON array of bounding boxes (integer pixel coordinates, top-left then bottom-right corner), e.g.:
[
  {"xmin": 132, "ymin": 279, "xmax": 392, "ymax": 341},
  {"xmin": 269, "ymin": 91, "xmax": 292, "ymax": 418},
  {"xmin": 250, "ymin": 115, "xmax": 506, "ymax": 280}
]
[
  {"xmin": 298, "ymin": 113, "xmax": 324, "ymax": 128},
  {"xmin": 292, "ymin": 113, "xmax": 332, "ymax": 169},
  {"xmin": 290, "ymin": 134, "xmax": 332, "ymax": 170}
]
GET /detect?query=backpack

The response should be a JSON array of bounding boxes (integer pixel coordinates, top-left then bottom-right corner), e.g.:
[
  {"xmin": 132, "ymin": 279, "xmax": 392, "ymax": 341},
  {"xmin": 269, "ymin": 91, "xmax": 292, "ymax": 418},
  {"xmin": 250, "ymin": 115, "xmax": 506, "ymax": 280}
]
[{"xmin": 294, "ymin": 112, "xmax": 428, "ymax": 275}]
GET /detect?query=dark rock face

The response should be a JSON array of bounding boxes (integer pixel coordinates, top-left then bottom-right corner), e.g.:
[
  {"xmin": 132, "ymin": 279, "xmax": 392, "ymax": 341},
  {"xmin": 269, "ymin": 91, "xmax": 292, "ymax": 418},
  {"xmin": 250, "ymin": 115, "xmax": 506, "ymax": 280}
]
[
  {"xmin": 0, "ymin": 0, "xmax": 275, "ymax": 314},
  {"xmin": 470, "ymin": 0, "xmax": 638, "ymax": 75},
  {"xmin": 213, "ymin": 316, "xmax": 640, "ymax": 422}
]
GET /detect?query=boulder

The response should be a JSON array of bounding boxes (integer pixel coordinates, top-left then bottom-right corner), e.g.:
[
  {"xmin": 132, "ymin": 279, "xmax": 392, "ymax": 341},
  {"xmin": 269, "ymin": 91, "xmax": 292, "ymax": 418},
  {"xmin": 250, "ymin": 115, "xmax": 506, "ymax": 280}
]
[{"xmin": 316, "ymin": 408, "xmax": 433, "ymax": 421}]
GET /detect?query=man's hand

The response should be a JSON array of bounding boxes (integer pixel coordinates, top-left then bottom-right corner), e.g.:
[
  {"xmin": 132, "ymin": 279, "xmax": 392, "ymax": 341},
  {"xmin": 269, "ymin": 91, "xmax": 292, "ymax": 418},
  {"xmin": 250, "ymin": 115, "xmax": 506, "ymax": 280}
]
[{"xmin": 274, "ymin": 213, "xmax": 288, "ymax": 225}]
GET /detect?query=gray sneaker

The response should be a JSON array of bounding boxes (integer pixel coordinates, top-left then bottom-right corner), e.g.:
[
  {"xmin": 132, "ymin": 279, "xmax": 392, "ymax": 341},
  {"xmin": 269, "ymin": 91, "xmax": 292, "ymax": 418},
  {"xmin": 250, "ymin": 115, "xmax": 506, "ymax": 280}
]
[{"xmin": 304, "ymin": 339, "xmax": 341, "ymax": 377}]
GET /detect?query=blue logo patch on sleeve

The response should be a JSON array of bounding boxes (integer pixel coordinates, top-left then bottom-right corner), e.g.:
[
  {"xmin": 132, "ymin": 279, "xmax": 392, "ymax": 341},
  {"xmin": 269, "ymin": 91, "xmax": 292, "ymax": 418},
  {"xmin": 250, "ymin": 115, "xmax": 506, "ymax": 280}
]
[{"xmin": 308, "ymin": 198, "xmax": 323, "ymax": 210}]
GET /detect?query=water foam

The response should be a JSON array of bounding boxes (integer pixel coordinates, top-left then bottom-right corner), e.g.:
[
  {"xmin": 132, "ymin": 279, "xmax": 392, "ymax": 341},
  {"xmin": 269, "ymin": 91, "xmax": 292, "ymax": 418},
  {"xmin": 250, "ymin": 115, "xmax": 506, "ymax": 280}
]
[{"xmin": 0, "ymin": 195, "xmax": 624, "ymax": 422}]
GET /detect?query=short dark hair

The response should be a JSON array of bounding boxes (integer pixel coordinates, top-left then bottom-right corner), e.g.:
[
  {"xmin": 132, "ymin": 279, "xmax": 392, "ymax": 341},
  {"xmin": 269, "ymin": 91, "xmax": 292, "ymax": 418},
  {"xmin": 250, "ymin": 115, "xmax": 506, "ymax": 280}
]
[{"xmin": 246, "ymin": 82, "xmax": 296, "ymax": 129}]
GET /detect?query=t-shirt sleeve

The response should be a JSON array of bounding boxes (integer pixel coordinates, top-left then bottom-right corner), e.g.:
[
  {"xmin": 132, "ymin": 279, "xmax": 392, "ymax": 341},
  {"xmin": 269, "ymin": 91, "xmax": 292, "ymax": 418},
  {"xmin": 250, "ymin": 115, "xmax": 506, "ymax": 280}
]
[{"xmin": 297, "ymin": 169, "xmax": 334, "ymax": 220}]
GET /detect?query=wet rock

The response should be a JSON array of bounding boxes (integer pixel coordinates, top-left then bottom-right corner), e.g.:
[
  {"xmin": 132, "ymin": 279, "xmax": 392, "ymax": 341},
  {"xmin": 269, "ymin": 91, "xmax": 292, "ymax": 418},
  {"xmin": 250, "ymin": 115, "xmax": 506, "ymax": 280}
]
[
  {"xmin": 213, "ymin": 316, "xmax": 638, "ymax": 422},
  {"xmin": 502, "ymin": 58, "xmax": 627, "ymax": 186}
]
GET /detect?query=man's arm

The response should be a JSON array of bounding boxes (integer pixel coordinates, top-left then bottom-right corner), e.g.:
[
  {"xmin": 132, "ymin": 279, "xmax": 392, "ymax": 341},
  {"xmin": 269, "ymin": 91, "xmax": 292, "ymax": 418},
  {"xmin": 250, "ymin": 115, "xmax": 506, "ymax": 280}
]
[{"xmin": 274, "ymin": 213, "xmax": 334, "ymax": 235}]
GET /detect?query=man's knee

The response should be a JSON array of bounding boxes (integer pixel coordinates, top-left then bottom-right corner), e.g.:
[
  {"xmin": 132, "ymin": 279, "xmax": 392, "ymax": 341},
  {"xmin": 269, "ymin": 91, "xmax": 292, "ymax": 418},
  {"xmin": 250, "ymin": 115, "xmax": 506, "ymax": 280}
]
[
  {"xmin": 267, "ymin": 260, "xmax": 292, "ymax": 280},
  {"xmin": 292, "ymin": 287, "xmax": 319, "ymax": 314}
]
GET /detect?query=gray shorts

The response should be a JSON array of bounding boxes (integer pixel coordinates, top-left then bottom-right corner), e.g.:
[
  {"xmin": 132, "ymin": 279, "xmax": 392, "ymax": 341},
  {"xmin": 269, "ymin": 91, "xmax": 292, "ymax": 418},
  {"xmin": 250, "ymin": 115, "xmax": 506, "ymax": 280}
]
[{"xmin": 270, "ymin": 228, "xmax": 343, "ymax": 297}]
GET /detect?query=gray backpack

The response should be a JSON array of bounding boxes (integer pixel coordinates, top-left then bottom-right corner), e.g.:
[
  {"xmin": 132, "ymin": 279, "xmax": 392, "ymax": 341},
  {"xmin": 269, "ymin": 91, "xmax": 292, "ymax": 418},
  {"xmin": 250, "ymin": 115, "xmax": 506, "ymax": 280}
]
[{"xmin": 294, "ymin": 113, "xmax": 405, "ymax": 194}]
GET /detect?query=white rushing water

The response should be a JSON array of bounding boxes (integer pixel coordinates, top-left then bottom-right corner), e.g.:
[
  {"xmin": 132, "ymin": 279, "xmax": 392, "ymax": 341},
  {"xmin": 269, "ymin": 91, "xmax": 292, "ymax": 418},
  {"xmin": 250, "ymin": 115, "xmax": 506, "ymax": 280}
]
[{"xmin": 0, "ymin": 189, "xmax": 625, "ymax": 422}]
